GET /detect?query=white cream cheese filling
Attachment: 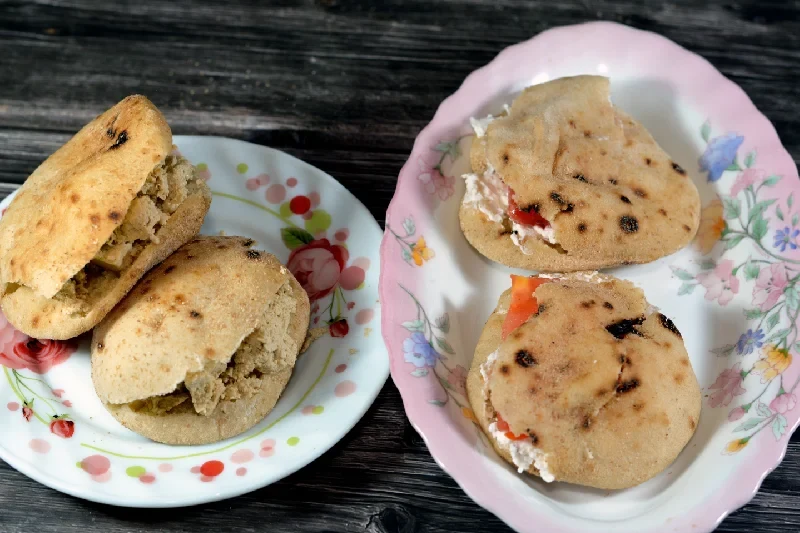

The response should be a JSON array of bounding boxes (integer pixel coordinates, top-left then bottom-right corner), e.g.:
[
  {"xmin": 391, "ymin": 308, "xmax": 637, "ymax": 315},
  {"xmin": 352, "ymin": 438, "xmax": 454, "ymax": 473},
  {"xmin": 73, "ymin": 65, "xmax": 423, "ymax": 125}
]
[
  {"xmin": 462, "ymin": 167, "xmax": 557, "ymax": 253},
  {"xmin": 481, "ymin": 349, "xmax": 555, "ymax": 482}
]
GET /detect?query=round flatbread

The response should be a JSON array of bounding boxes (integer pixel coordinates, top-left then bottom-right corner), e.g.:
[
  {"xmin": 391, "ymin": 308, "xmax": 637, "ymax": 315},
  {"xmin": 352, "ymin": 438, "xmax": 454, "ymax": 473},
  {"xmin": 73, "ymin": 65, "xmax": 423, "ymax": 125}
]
[
  {"xmin": 0, "ymin": 95, "xmax": 211, "ymax": 339},
  {"xmin": 460, "ymin": 76, "xmax": 701, "ymax": 271},
  {"xmin": 466, "ymin": 273, "xmax": 701, "ymax": 489},
  {"xmin": 91, "ymin": 236, "xmax": 310, "ymax": 445}
]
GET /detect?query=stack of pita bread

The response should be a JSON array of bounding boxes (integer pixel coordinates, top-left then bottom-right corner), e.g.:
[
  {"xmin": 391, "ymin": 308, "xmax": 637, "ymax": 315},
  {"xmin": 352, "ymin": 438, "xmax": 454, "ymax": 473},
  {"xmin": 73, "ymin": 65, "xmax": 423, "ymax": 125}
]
[
  {"xmin": 461, "ymin": 77, "xmax": 702, "ymax": 489},
  {"xmin": 0, "ymin": 96, "xmax": 309, "ymax": 445}
]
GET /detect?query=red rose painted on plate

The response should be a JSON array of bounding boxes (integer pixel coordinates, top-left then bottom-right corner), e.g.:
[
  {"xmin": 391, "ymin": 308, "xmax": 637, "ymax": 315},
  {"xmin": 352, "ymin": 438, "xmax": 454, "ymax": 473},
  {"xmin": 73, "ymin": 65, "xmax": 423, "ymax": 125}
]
[
  {"xmin": 1, "ymin": 339, "xmax": 75, "ymax": 374},
  {"xmin": 287, "ymin": 239, "xmax": 348, "ymax": 302},
  {"xmin": 50, "ymin": 417, "xmax": 75, "ymax": 439}
]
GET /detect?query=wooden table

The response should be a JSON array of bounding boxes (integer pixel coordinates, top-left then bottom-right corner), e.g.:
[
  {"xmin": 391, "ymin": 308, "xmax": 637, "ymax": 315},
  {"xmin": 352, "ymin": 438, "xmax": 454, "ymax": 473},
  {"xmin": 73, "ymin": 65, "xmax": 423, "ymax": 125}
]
[{"xmin": 1, "ymin": 1, "xmax": 798, "ymax": 532}]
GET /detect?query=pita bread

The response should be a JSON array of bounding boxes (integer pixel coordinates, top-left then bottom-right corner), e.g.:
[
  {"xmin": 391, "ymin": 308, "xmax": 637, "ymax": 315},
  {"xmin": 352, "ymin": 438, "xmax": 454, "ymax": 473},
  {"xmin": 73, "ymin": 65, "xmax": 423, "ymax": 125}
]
[
  {"xmin": 0, "ymin": 95, "xmax": 211, "ymax": 339},
  {"xmin": 466, "ymin": 273, "xmax": 700, "ymax": 489},
  {"xmin": 91, "ymin": 236, "xmax": 311, "ymax": 445},
  {"xmin": 460, "ymin": 76, "xmax": 701, "ymax": 271}
]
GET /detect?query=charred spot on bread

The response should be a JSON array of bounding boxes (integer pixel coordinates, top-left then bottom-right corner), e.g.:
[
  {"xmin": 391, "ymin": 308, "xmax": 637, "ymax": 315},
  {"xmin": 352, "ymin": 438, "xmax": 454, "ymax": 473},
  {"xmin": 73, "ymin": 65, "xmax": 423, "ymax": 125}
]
[
  {"xmin": 243, "ymin": 239, "xmax": 255, "ymax": 247},
  {"xmin": 608, "ymin": 178, "xmax": 618, "ymax": 185},
  {"xmin": 671, "ymin": 162, "xmax": 686, "ymax": 175},
  {"xmin": 574, "ymin": 173, "xmax": 587, "ymax": 183},
  {"xmin": 164, "ymin": 265, "xmax": 176, "ymax": 274},
  {"xmin": 515, "ymin": 350, "xmax": 537, "ymax": 367},
  {"xmin": 634, "ymin": 188, "xmax": 648, "ymax": 198},
  {"xmin": 577, "ymin": 223, "xmax": 587, "ymax": 233},
  {"xmin": 616, "ymin": 378, "xmax": 640, "ymax": 394},
  {"xmin": 582, "ymin": 416, "xmax": 591, "ymax": 429},
  {"xmin": 246, "ymin": 249, "xmax": 261, "ymax": 259},
  {"xmin": 529, "ymin": 432, "xmax": 539, "ymax": 445},
  {"xmin": 619, "ymin": 215, "xmax": 639, "ymax": 233},
  {"xmin": 603, "ymin": 301, "xmax": 613, "ymax": 309},
  {"xmin": 90, "ymin": 214, "xmax": 100, "ymax": 224},
  {"xmin": 583, "ymin": 130, "xmax": 592, "ymax": 138},
  {"xmin": 108, "ymin": 210, "xmax": 121, "ymax": 221},
  {"xmin": 658, "ymin": 208, "xmax": 667, "ymax": 216},
  {"xmin": 605, "ymin": 317, "xmax": 645, "ymax": 339},
  {"xmin": 683, "ymin": 224, "xmax": 692, "ymax": 232},
  {"xmin": 658, "ymin": 313, "xmax": 682, "ymax": 338},
  {"xmin": 581, "ymin": 300, "xmax": 595, "ymax": 308},
  {"xmin": 550, "ymin": 192, "xmax": 566, "ymax": 205},
  {"xmin": 109, "ymin": 130, "xmax": 128, "ymax": 150},
  {"xmin": 499, "ymin": 364, "xmax": 510, "ymax": 375},
  {"xmin": 189, "ymin": 310, "xmax": 202, "ymax": 319},
  {"xmin": 568, "ymin": 120, "xmax": 576, "ymax": 129},
  {"xmin": 620, "ymin": 195, "xmax": 631, "ymax": 204},
  {"xmin": 645, "ymin": 157, "xmax": 653, "ymax": 166}
]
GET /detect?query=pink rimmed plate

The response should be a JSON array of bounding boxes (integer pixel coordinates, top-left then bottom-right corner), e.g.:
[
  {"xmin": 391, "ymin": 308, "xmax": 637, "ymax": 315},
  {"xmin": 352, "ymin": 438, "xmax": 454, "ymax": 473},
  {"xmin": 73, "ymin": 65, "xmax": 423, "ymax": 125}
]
[
  {"xmin": 0, "ymin": 136, "xmax": 387, "ymax": 507},
  {"xmin": 380, "ymin": 21, "xmax": 799, "ymax": 533}
]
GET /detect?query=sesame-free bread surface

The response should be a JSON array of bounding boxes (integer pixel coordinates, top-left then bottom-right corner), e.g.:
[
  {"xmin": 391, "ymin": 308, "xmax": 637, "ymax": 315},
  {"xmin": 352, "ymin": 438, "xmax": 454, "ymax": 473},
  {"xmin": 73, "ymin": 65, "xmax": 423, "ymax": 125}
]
[
  {"xmin": 460, "ymin": 75, "xmax": 701, "ymax": 271},
  {"xmin": 466, "ymin": 273, "xmax": 701, "ymax": 489}
]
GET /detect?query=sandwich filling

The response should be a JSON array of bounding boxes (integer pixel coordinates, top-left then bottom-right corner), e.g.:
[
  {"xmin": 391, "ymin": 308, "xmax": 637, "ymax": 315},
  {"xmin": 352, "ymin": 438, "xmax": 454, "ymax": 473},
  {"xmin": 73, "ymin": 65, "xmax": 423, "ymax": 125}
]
[
  {"xmin": 53, "ymin": 155, "xmax": 206, "ymax": 314},
  {"xmin": 126, "ymin": 282, "xmax": 298, "ymax": 416},
  {"xmin": 462, "ymin": 112, "xmax": 558, "ymax": 254}
]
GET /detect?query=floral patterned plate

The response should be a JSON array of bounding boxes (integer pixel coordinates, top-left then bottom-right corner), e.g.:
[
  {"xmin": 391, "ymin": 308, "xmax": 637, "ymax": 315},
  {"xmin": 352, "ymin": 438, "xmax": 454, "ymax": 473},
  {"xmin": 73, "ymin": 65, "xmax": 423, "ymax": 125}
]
[
  {"xmin": 0, "ymin": 136, "xmax": 387, "ymax": 507},
  {"xmin": 380, "ymin": 21, "xmax": 799, "ymax": 533}
]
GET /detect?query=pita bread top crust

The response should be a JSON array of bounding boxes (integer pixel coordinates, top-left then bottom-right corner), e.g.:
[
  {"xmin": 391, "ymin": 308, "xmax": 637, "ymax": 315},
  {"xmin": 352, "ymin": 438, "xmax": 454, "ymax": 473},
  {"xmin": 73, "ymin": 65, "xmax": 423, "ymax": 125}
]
[
  {"xmin": 470, "ymin": 274, "xmax": 700, "ymax": 489},
  {"xmin": 466, "ymin": 76, "xmax": 700, "ymax": 267},
  {"xmin": 0, "ymin": 95, "xmax": 172, "ymax": 298},
  {"xmin": 91, "ymin": 236, "xmax": 296, "ymax": 404}
]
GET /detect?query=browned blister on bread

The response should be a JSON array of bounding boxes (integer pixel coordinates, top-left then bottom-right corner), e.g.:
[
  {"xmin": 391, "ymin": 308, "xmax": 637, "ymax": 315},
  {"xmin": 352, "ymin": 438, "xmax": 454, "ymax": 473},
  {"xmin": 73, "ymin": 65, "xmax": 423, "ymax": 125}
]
[
  {"xmin": 460, "ymin": 76, "xmax": 701, "ymax": 271},
  {"xmin": 91, "ymin": 236, "xmax": 311, "ymax": 445},
  {"xmin": 466, "ymin": 274, "xmax": 701, "ymax": 489},
  {"xmin": 0, "ymin": 96, "xmax": 211, "ymax": 339}
]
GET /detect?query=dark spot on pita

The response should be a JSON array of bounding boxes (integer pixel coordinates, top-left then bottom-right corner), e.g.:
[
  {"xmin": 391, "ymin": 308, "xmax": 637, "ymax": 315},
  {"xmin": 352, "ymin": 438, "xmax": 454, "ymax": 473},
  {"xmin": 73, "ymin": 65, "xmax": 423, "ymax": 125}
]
[
  {"xmin": 658, "ymin": 208, "xmax": 667, "ymax": 216},
  {"xmin": 243, "ymin": 239, "xmax": 255, "ymax": 247},
  {"xmin": 499, "ymin": 364, "xmax": 510, "ymax": 375},
  {"xmin": 606, "ymin": 317, "xmax": 645, "ymax": 339},
  {"xmin": 582, "ymin": 416, "xmax": 591, "ymax": 429},
  {"xmin": 31, "ymin": 316, "xmax": 39, "ymax": 327},
  {"xmin": 186, "ymin": 254, "xmax": 196, "ymax": 259},
  {"xmin": 608, "ymin": 178, "xmax": 618, "ymax": 185},
  {"xmin": 190, "ymin": 310, "xmax": 202, "ymax": 319},
  {"xmin": 515, "ymin": 350, "xmax": 537, "ymax": 367},
  {"xmin": 108, "ymin": 211, "xmax": 121, "ymax": 221},
  {"xmin": 536, "ymin": 304, "xmax": 546, "ymax": 315},
  {"xmin": 89, "ymin": 214, "xmax": 100, "ymax": 224},
  {"xmin": 109, "ymin": 130, "xmax": 128, "ymax": 150},
  {"xmin": 620, "ymin": 215, "xmax": 638, "ymax": 233},
  {"xmin": 616, "ymin": 378, "xmax": 640, "ymax": 394},
  {"xmin": 634, "ymin": 188, "xmax": 648, "ymax": 198},
  {"xmin": 620, "ymin": 195, "xmax": 631, "ymax": 204},
  {"xmin": 603, "ymin": 301, "xmax": 613, "ymax": 309},
  {"xmin": 577, "ymin": 223, "xmax": 587, "ymax": 233},
  {"xmin": 217, "ymin": 244, "xmax": 228, "ymax": 249},
  {"xmin": 70, "ymin": 193, "xmax": 80, "ymax": 203},
  {"xmin": 633, "ymin": 402, "xmax": 644, "ymax": 411},
  {"xmin": 621, "ymin": 260, "xmax": 634, "ymax": 265},
  {"xmin": 581, "ymin": 300, "xmax": 595, "ymax": 308},
  {"xmin": 674, "ymin": 373, "xmax": 685, "ymax": 384},
  {"xmin": 528, "ymin": 386, "xmax": 539, "ymax": 395},
  {"xmin": 672, "ymin": 162, "xmax": 686, "ymax": 175},
  {"xmin": 550, "ymin": 192, "xmax": 565, "ymax": 205},
  {"xmin": 568, "ymin": 120, "xmax": 576, "ymax": 129},
  {"xmin": 135, "ymin": 327, "xmax": 142, "ymax": 335},
  {"xmin": 164, "ymin": 265, "xmax": 176, "ymax": 274},
  {"xmin": 140, "ymin": 286, "xmax": 150, "ymax": 295},
  {"xmin": 205, "ymin": 347, "xmax": 216, "ymax": 357},
  {"xmin": 557, "ymin": 361, "xmax": 572, "ymax": 373},
  {"xmin": 595, "ymin": 388, "xmax": 606, "ymax": 398},
  {"xmin": 574, "ymin": 174, "xmax": 587, "ymax": 183},
  {"xmin": 645, "ymin": 157, "xmax": 653, "ymax": 166},
  {"xmin": 681, "ymin": 358, "xmax": 690, "ymax": 367},
  {"xmin": 689, "ymin": 416, "xmax": 696, "ymax": 429},
  {"xmin": 584, "ymin": 130, "xmax": 591, "ymax": 138},
  {"xmin": 625, "ymin": 139, "xmax": 634, "ymax": 147},
  {"xmin": 106, "ymin": 127, "xmax": 115, "ymax": 138},
  {"xmin": 683, "ymin": 224, "xmax": 691, "ymax": 232},
  {"xmin": 530, "ymin": 203, "xmax": 541, "ymax": 213},
  {"xmin": 658, "ymin": 313, "xmax": 682, "ymax": 338},
  {"xmin": 246, "ymin": 249, "xmax": 261, "ymax": 259},
  {"xmin": 600, "ymin": 149, "xmax": 607, "ymax": 156},
  {"xmin": 511, "ymin": 329, "xmax": 524, "ymax": 340},
  {"xmin": 529, "ymin": 433, "xmax": 539, "ymax": 445},
  {"xmin": 9, "ymin": 259, "xmax": 14, "ymax": 266},
  {"xmin": 502, "ymin": 153, "xmax": 510, "ymax": 164},
  {"xmin": 563, "ymin": 203, "xmax": 575, "ymax": 214},
  {"xmin": 96, "ymin": 342, "xmax": 104, "ymax": 352},
  {"xmin": 174, "ymin": 294, "xmax": 187, "ymax": 305}
]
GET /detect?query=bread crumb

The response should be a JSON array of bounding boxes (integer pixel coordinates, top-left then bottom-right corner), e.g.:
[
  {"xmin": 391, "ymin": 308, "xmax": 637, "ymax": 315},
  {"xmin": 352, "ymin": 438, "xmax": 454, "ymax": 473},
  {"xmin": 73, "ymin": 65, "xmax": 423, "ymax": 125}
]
[
  {"xmin": 301, "ymin": 327, "xmax": 327, "ymax": 354},
  {"xmin": 218, "ymin": 230, "xmax": 227, "ymax": 236}
]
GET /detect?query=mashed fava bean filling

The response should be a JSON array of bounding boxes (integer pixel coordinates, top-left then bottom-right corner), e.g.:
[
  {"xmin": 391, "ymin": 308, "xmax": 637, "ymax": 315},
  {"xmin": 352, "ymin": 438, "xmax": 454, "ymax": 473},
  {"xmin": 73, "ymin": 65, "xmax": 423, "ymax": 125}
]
[
  {"xmin": 127, "ymin": 283, "xmax": 298, "ymax": 416},
  {"xmin": 54, "ymin": 155, "xmax": 202, "ymax": 313}
]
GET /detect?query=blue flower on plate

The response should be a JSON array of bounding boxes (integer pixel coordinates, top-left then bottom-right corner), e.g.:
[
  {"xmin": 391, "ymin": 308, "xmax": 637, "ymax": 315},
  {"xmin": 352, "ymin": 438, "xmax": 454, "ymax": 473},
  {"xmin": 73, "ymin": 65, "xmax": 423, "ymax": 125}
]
[
  {"xmin": 403, "ymin": 332, "xmax": 439, "ymax": 368},
  {"xmin": 774, "ymin": 227, "xmax": 799, "ymax": 252},
  {"xmin": 699, "ymin": 133, "xmax": 744, "ymax": 182},
  {"xmin": 736, "ymin": 328, "xmax": 765, "ymax": 355}
]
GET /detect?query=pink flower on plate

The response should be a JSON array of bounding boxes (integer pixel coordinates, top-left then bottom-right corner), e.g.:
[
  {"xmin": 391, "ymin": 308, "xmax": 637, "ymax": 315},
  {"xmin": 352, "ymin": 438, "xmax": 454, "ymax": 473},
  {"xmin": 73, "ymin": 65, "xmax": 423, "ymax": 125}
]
[
  {"xmin": 0, "ymin": 338, "xmax": 76, "ymax": 374},
  {"xmin": 0, "ymin": 311, "xmax": 28, "ymax": 355},
  {"xmin": 708, "ymin": 362, "xmax": 746, "ymax": 408},
  {"xmin": 753, "ymin": 263, "xmax": 789, "ymax": 311},
  {"xmin": 696, "ymin": 259, "xmax": 740, "ymax": 306},
  {"xmin": 769, "ymin": 393, "xmax": 797, "ymax": 414},
  {"xmin": 418, "ymin": 157, "xmax": 455, "ymax": 201},
  {"xmin": 728, "ymin": 406, "xmax": 746, "ymax": 421},
  {"xmin": 287, "ymin": 239, "xmax": 348, "ymax": 302},
  {"xmin": 730, "ymin": 168, "xmax": 764, "ymax": 197},
  {"xmin": 446, "ymin": 365, "xmax": 468, "ymax": 397}
]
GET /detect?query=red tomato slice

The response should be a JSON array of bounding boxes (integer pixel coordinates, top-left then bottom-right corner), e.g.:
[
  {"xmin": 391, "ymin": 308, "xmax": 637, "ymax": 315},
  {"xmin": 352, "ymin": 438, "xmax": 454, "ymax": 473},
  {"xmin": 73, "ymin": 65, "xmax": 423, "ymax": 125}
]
[
  {"xmin": 501, "ymin": 275, "xmax": 550, "ymax": 340},
  {"xmin": 507, "ymin": 190, "xmax": 550, "ymax": 228},
  {"xmin": 496, "ymin": 413, "xmax": 528, "ymax": 440}
]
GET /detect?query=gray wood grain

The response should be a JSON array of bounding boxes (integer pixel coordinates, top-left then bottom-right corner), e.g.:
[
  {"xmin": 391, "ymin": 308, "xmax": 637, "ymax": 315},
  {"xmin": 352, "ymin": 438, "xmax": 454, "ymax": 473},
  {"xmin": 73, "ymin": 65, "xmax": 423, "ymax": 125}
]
[{"xmin": 0, "ymin": 1, "xmax": 798, "ymax": 532}]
